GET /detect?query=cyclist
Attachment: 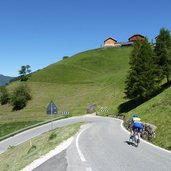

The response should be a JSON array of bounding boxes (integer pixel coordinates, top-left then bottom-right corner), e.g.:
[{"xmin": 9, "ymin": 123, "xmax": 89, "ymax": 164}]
[{"xmin": 129, "ymin": 114, "xmax": 143, "ymax": 141}]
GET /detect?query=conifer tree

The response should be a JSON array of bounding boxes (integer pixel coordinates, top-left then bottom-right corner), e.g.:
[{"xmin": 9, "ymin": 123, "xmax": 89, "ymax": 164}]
[
  {"xmin": 125, "ymin": 38, "xmax": 159, "ymax": 100},
  {"xmin": 154, "ymin": 28, "xmax": 171, "ymax": 83}
]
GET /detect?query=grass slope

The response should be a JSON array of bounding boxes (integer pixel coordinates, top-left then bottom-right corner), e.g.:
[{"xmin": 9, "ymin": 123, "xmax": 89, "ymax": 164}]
[
  {"xmin": 125, "ymin": 86, "xmax": 171, "ymax": 150},
  {"xmin": 0, "ymin": 47, "xmax": 132, "ymax": 136},
  {"xmin": 30, "ymin": 47, "xmax": 131, "ymax": 84},
  {"xmin": 0, "ymin": 46, "xmax": 171, "ymax": 150}
]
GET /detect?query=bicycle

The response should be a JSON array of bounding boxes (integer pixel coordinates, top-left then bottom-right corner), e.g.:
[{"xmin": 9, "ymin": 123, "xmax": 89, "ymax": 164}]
[{"xmin": 129, "ymin": 128, "xmax": 141, "ymax": 147}]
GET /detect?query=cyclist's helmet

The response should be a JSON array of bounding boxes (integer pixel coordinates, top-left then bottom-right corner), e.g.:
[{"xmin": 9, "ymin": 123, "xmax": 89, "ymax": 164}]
[{"xmin": 133, "ymin": 114, "xmax": 138, "ymax": 117}]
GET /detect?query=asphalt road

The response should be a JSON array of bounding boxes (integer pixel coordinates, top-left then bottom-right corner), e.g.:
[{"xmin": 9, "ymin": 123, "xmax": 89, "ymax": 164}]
[{"xmin": 1, "ymin": 115, "xmax": 171, "ymax": 171}]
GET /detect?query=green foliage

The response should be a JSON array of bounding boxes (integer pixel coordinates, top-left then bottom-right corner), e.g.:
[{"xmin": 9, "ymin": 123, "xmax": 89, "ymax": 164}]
[
  {"xmin": 10, "ymin": 83, "xmax": 32, "ymax": 110},
  {"xmin": 48, "ymin": 132, "xmax": 57, "ymax": 140},
  {"xmin": 0, "ymin": 86, "xmax": 10, "ymax": 105},
  {"xmin": 125, "ymin": 38, "xmax": 159, "ymax": 100},
  {"xmin": 154, "ymin": 28, "xmax": 171, "ymax": 82},
  {"xmin": 19, "ymin": 65, "xmax": 31, "ymax": 81},
  {"xmin": 63, "ymin": 56, "xmax": 69, "ymax": 60}
]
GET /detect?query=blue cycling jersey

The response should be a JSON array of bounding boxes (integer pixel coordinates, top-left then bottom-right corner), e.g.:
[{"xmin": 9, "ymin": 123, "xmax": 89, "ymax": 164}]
[{"xmin": 133, "ymin": 122, "xmax": 142, "ymax": 129}]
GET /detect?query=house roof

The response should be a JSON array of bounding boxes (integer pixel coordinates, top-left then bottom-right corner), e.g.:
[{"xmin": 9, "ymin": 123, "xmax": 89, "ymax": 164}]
[
  {"xmin": 104, "ymin": 37, "xmax": 117, "ymax": 43},
  {"xmin": 128, "ymin": 34, "xmax": 145, "ymax": 41}
]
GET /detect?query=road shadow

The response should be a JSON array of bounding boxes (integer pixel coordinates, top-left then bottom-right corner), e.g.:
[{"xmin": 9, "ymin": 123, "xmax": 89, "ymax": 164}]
[{"xmin": 124, "ymin": 141, "xmax": 137, "ymax": 147}]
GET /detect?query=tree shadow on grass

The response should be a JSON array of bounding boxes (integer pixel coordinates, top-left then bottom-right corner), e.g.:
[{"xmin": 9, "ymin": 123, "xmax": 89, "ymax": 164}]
[
  {"xmin": 160, "ymin": 81, "xmax": 171, "ymax": 92},
  {"xmin": 118, "ymin": 81, "xmax": 171, "ymax": 114},
  {"xmin": 118, "ymin": 98, "xmax": 143, "ymax": 114}
]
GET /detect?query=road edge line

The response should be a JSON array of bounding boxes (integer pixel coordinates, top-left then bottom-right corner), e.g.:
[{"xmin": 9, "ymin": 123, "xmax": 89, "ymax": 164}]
[
  {"xmin": 115, "ymin": 118, "xmax": 171, "ymax": 154},
  {"xmin": 76, "ymin": 123, "xmax": 94, "ymax": 162},
  {"xmin": 20, "ymin": 136, "xmax": 73, "ymax": 171}
]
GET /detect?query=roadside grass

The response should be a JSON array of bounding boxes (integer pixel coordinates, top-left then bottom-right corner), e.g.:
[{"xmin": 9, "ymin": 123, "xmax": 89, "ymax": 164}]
[
  {"xmin": 0, "ymin": 122, "xmax": 84, "ymax": 171},
  {"xmin": 124, "ymin": 86, "xmax": 171, "ymax": 150}
]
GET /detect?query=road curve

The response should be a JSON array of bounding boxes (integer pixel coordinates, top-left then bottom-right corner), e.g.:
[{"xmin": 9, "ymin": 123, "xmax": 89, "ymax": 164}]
[{"xmin": 1, "ymin": 115, "xmax": 171, "ymax": 171}]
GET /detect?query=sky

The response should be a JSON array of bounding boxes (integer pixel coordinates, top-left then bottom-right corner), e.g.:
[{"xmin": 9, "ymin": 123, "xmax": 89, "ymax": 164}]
[{"xmin": 0, "ymin": 0, "xmax": 171, "ymax": 77}]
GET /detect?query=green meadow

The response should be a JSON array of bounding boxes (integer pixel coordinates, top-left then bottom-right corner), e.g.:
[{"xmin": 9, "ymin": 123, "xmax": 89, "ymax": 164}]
[
  {"xmin": 1, "ymin": 47, "xmax": 131, "ymax": 122},
  {"xmin": 0, "ymin": 46, "xmax": 171, "ymax": 150}
]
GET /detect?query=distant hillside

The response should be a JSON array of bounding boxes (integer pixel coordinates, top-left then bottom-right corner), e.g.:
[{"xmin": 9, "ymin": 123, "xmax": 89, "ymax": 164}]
[
  {"xmin": 0, "ymin": 74, "xmax": 14, "ymax": 86},
  {"xmin": 29, "ymin": 47, "xmax": 132, "ymax": 84}
]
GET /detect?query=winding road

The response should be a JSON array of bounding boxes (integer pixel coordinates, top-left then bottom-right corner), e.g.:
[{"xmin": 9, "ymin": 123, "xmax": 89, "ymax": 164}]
[{"xmin": 1, "ymin": 115, "xmax": 171, "ymax": 171}]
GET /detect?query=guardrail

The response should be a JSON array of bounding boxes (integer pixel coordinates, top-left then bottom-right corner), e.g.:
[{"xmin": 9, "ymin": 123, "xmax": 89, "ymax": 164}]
[{"xmin": 0, "ymin": 116, "xmax": 64, "ymax": 141}]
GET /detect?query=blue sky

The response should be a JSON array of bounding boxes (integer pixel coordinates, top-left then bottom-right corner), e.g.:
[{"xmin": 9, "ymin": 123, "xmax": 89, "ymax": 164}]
[{"xmin": 0, "ymin": 0, "xmax": 171, "ymax": 77}]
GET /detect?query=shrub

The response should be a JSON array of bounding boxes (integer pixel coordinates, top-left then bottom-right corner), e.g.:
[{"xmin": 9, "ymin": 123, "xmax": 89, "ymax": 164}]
[
  {"xmin": 10, "ymin": 84, "xmax": 31, "ymax": 110},
  {"xmin": 0, "ymin": 86, "xmax": 10, "ymax": 105},
  {"xmin": 63, "ymin": 56, "xmax": 69, "ymax": 60},
  {"xmin": 48, "ymin": 132, "xmax": 57, "ymax": 140}
]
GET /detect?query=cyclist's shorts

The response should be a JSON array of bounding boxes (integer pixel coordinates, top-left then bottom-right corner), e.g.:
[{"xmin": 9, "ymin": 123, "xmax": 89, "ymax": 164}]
[{"xmin": 133, "ymin": 123, "xmax": 142, "ymax": 132}]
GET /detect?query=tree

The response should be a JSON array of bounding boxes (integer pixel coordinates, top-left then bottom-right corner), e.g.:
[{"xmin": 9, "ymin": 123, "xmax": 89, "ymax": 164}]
[
  {"xmin": 0, "ymin": 86, "xmax": 9, "ymax": 105},
  {"xmin": 154, "ymin": 28, "xmax": 171, "ymax": 83},
  {"xmin": 10, "ymin": 83, "xmax": 32, "ymax": 110},
  {"xmin": 125, "ymin": 38, "xmax": 159, "ymax": 101},
  {"xmin": 19, "ymin": 65, "xmax": 31, "ymax": 81},
  {"xmin": 63, "ymin": 56, "xmax": 69, "ymax": 60}
]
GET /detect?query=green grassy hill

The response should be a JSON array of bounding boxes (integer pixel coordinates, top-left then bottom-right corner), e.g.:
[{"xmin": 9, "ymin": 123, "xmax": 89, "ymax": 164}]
[
  {"xmin": 0, "ymin": 47, "xmax": 132, "ymax": 136},
  {"xmin": 0, "ymin": 46, "xmax": 171, "ymax": 150},
  {"xmin": 30, "ymin": 47, "xmax": 130, "ymax": 84}
]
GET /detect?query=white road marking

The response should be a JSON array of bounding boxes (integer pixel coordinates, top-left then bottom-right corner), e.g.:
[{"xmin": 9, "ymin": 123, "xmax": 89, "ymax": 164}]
[
  {"xmin": 76, "ymin": 128, "xmax": 87, "ymax": 162},
  {"xmin": 86, "ymin": 167, "xmax": 93, "ymax": 171},
  {"xmin": 118, "ymin": 118, "xmax": 171, "ymax": 154},
  {"xmin": 76, "ymin": 123, "xmax": 94, "ymax": 162},
  {"xmin": 20, "ymin": 137, "xmax": 73, "ymax": 171}
]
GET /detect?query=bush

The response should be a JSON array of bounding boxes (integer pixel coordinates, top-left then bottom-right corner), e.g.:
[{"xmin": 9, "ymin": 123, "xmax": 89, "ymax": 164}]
[
  {"xmin": 20, "ymin": 75, "xmax": 28, "ymax": 81},
  {"xmin": 48, "ymin": 132, "xmax": 57, "ymax": 140},
  {"xmin": 63, "ymin": 56, "xmax": 69, "ymax": 60},
  {"xmin": 10, "ymin": 84, "xmax": 31, "ymax": 110},
  {"xmin": 0, "ymin": 86, "xmax": 10, "ymax": 105}
]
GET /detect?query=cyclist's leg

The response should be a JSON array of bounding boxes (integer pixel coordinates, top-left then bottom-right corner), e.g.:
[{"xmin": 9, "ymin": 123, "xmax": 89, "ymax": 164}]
[
  {"xmin": 132, "ymin": 127, "xmax": 137, "ymax": 142},
  {"xmin": 137, "ymin": 128, "xmax": 142, "ymax": 144},
  {"xmin": 129, "ymin": 125, "xmax": 134, "ymax": 140}
]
